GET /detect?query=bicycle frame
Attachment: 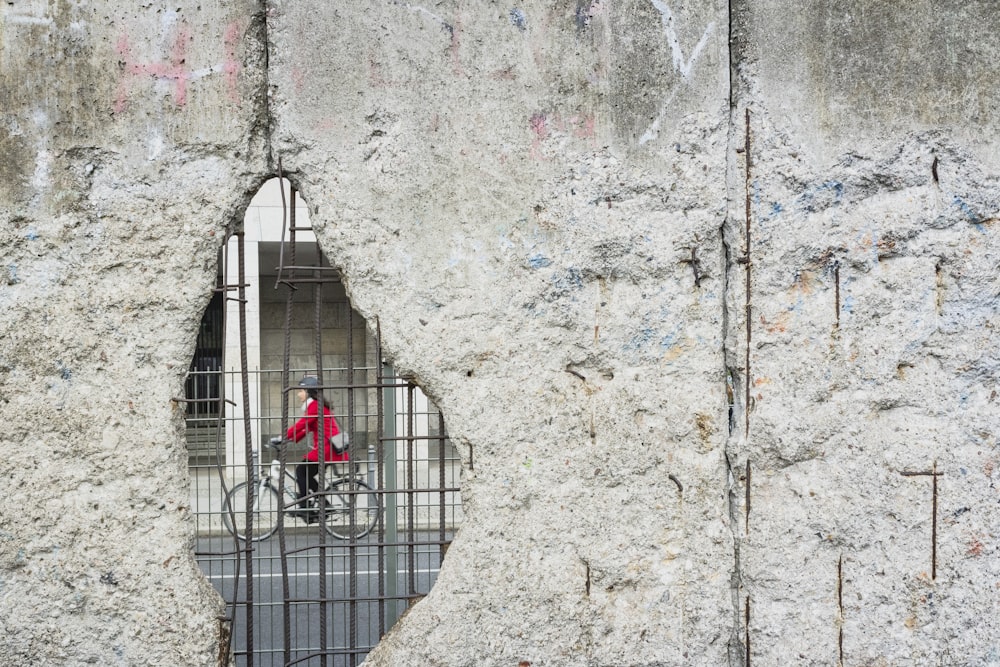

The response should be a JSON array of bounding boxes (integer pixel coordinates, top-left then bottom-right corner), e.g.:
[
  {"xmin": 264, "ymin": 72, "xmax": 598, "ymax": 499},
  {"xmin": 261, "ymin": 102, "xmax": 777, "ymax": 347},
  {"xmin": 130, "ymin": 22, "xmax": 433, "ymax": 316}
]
[
  {"xmin": 222, "ymin": 440, "xmax": 380, "ymax": 542},
  {"xmin": 257, "ymin": 442, "xmax": 348, "ymax": 507}
]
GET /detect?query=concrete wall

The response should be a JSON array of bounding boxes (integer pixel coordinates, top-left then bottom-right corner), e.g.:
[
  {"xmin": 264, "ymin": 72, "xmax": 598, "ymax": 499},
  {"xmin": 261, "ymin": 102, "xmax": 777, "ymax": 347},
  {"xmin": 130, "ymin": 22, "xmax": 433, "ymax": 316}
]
[
  {"xmin": 1, "ymin": 2, "xmax": 267, "ymax": 664},
  {"xmin": 0, "ymin": 2, "xmax": 997, "ymax": 666},
  {"xmin": 731, "ymin": 2, "xmax": 1000, "ymax": 664}
]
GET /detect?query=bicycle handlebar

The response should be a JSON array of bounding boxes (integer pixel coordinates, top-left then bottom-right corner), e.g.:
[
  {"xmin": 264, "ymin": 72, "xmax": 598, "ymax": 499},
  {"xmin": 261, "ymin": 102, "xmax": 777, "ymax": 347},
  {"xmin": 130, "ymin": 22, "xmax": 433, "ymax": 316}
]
[{"xmin": 267, "ymin": 436, "xmax": 288, "ymax": 449}]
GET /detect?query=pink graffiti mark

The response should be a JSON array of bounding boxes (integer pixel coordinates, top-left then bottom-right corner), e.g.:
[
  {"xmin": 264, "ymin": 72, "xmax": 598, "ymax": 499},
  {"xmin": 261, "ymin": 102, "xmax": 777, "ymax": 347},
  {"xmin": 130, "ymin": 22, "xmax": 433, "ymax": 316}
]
[
  {"xmin": 568, "ymin": 114, "xmax": 596, "ymax": 140},
  {"xmin": 529, "ymin": 112, "xmax": 549, "ymax": 160},
  {"xmin": 223, "ymin": 21, "xmax": 243, "ymax": 103},
  {"xmin": 367, "ymin": 51, "xmax": 396, "ymax": 88},
  {"xmin": 313, "ymin": 118, "xmax": 337, "ymax": 132},
  {"xmin": 528, "ymin": 111, "xmax": 597, "ymax": 159},
  {"xmin": 291, "ymin": 66, "xmax": 306, "ymax": 95},
  {"xmin": 449, "ymin": 17, "xmax": 465, "ymax": 77},
  {"xmin": 530, "ymin": 112, "xmax": 549, "ymax": 139},
  {"xmin": 490, "ymin": 65, "xmax": 517, "ymax": 81},
  {"xmin": 114, "ymin": 24, "xmax": 193, "ymax": 113}
]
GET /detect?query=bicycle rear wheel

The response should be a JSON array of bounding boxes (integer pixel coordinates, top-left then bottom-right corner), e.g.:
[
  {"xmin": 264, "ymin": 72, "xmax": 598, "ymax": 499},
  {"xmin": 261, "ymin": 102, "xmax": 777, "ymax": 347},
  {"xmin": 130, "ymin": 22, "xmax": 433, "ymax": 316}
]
[
  {"xmin": 322, "ymin": 479, "xmax": 380, "ymax": 540},
  {"xmin": 222, "ymin": 482, "xmax": 281, "ymax": 542}
]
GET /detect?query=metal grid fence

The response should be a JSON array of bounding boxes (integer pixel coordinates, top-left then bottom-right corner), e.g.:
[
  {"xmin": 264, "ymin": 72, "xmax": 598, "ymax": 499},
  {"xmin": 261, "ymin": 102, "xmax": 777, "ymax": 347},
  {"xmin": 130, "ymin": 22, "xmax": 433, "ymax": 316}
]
[
  {"xmin": 182, "ymin": 180, "xmax": 464, "ymax": 665},
  {"xmin": 189, "ymin": 366, "xmax": 463, "ymax": 666}
]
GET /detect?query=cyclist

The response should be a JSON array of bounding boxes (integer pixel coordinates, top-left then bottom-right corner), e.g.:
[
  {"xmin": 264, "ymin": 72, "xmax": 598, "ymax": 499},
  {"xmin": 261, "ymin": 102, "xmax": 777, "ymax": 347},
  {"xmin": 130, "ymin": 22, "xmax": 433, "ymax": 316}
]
[{"xmin": 285, "ymin": 375, "xmax": 348, "ymax": 519}]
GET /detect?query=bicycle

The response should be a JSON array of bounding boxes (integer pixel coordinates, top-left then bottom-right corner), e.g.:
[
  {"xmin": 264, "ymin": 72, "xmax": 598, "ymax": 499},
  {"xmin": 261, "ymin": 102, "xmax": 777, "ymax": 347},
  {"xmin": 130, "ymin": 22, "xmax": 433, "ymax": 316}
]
[{"xmin": 221, "ymin": 437, "xmax": 381, "ymax": 542}]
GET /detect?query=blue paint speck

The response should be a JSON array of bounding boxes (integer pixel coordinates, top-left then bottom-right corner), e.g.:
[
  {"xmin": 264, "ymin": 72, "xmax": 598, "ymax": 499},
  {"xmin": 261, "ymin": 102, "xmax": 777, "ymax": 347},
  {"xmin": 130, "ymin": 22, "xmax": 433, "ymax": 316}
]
[
  {"xmin": 842, "ymin": 296, "xmax": 855, "ymax": 314},
  {"xmin": 509, "ymin": 8, "xmax": 527, "ymax": 31},
  {"xmin": 527, "ymin": 254, "xmax": 552, "ymax": 269},
  {"xmin": 24, "ymin": 227, "xmax": 38, "ymax": 241},
  {"xmin": 56, "ymin": 361, "xmax": 72, "ymax": 381},
  {"xmin": 551, "ymin": 267, "xmax": 582, "ymax": 291},
  {"xmin": 6, "ymin": 265, "xmax": 19, "ymax": 284},
  {"xmin": 798, "ymin": 180, "xmax": 844, "ymax": 213},
  {"xmin": 660, "ymin": 330, "xmax": 679, "ymax": 349},
  {"xmin": 625, "ymin": 327, "xmax": 656, "ymax": 352},
  {"xmin": 951, "ymin": 195, "xmax": 981, "ymax": 223}
]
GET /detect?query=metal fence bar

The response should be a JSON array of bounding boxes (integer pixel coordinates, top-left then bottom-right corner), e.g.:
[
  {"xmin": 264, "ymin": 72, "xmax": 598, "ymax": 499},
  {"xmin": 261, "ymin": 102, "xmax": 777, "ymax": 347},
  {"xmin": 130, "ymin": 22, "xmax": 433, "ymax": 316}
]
[
  {"xmin": 311, "ymin": 216, "xmax": 331, "ymax": 667},
  {"xmin": 214, "ymin": 237, "xmax": 236, "ymax": 665},
  {"xmin": 438, "ymin": 412, "xmax": 447, "ymax": 564},
  {"xmin": 406, "ymin": 384, "xmax": 417, "ymax": 601},
  {"xmin": 236, "ymin": 230, "xmax": 257, "ymax": 663},
  {"xmin": 277, "ymin": 171, "xmax": 295, "ymax": 667},
  {"xmin": 376, "ymin": 341, "xmax": 391, "ymax": 637},
  {"xmin": 347, "ymin": 301, "xmax": 359, "ymax": 666}
]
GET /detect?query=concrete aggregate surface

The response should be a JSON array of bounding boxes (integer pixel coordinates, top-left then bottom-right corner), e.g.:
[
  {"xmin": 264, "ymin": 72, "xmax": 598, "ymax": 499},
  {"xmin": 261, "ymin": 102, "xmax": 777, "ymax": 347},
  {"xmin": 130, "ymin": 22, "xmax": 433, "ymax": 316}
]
[{"xmin": 1, "ymin": 1, "xmax": 998, "ymax": 665}]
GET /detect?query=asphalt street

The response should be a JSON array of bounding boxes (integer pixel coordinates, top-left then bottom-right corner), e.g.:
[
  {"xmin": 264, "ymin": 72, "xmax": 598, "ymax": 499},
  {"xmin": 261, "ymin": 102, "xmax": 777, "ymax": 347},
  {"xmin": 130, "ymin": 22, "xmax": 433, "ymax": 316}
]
[{"xmin": 196, "ymin": 532, "xmax": 447, "ymax": 666}]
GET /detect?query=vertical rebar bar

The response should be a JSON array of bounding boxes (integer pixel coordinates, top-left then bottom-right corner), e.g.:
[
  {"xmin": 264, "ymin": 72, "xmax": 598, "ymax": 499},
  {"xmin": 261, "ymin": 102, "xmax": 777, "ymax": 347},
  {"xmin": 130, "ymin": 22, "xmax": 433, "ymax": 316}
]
[
  {"xmin": 744, "ymin": 108, "xmax": 753, "ymax": 440},
  {"xmin": 745, "ymin": 459, "xmax": 751, "ymax": 534},
  {"xmin": 375, "ymin": 321, "xmax": 388, "ymax": 636},
  {"xmin": 236, "ymin": 230, "xmax": 256, "ymax": 663},
  {"xmin": 438, "ymin": 412, "xmax": 446, "ymax": 563},
  {"xmin": 215, "ymin": 236, "xmax": 237, "ymax": 666},
  {"xmin": 931, "ymin": 460, "xmax": 938, "ymax": 580},
  {"xmin": 347, "ymin": 303, "xmax": 359, "ymax": 665},
  {"xmin": 745, "ymin": 595, "xmax": 751, "ymax": 666},
  {"xmin": 278, "ymin": 172, "xmax": 295, "ymax": 666},
  {"xmin": 837, "ymin": 554, "xmax": 844, "ymax": 666},
  {"xmin": 406, "ymin": 384, "xmax": 417, "ymax": 599},
  {"xmin": 309, "ymin": 189, "xmax": 331, "ymax": 667},
  {"xmin": 834, "ymin": 261, "xmax": 841, "ymax": 329}
]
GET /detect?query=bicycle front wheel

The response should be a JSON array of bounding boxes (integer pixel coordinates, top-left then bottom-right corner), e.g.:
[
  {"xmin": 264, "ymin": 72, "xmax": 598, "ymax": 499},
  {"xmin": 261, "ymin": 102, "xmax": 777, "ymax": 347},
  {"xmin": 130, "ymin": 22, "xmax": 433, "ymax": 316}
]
[
  {"xmin": 322, "ymin": 479, "xmax": 380, "ymax": 540},
  {"xmin": 222, "ymin": 482, "xmax": 281, "ymax": 542}
]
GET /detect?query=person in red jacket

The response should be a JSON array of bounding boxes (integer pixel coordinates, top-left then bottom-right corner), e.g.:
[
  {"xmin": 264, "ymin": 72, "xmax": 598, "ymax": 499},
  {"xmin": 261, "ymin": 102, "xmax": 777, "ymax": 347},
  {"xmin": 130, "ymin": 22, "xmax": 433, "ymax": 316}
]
[{"xmin": 286, "ymin": 375, "xmax": 348, "ymax": 519}]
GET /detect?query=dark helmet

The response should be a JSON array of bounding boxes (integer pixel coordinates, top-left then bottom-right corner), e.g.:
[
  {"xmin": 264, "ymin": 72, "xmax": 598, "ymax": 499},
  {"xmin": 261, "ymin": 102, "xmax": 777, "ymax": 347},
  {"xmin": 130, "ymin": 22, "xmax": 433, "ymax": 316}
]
[{"xmin": 298, "ymin": 375, "xmax": 320, "ymax": 389}]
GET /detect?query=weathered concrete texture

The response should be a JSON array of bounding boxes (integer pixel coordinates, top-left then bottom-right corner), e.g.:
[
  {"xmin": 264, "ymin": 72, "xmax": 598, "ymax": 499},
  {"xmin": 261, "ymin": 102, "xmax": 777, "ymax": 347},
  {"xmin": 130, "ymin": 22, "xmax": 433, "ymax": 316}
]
[
  {"xmin": 268, "ymin": 2, "xmax": 732, "ymax": 664},
  {"xmin": 734, "ymin": 0, "xmax": 1000, "ymax": 170},
  {"xmin": 3, "ymin": 0, "xmax": 1000, "ymax": 665},
  {"xmin": 731, "ymin": 2, "xmax": 1000, "ymax": 664},
  {"xmin": 1, "ymin": 1, "xmax": 267, "ymax": 664}
]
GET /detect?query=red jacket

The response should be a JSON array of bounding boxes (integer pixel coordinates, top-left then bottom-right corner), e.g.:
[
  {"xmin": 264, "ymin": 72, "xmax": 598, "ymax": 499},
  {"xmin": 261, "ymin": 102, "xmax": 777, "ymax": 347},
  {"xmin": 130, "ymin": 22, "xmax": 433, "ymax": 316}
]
[{"xmin": 286, "ymin": 398, "xmax": 348, "ymax": 463}]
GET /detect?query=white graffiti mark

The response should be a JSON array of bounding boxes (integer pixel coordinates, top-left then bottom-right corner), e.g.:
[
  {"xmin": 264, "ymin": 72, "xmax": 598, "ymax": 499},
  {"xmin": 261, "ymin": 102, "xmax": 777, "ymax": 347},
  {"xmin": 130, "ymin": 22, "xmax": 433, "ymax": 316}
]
[
  {"xmin": 30, "ymin": 110, "xmax": 51, "ymax": 189},
  {"xmin": 32, "ymin": 149, "xmax": 51, "ymax": 190},
  {"xmin": 2, "ymin": 14, "xmax": 54, "ymax": 27},
  {"xmin": 650, "ymin": 0, "xmax": 715, "ymax": 80},
  {"xmin": 398, "ymin": 2, "xmax": 451, "ymax": 32},
  {"xmin": 146, "ymin": 129, "xmax": 165, "ymax": 162},
  {"xmin": 640, "ymin": 1, "xmax": 715, "ymax": 145},
  {"xmin": 638, "ymin": 90, "xmax": 678, "ymax": 146}
]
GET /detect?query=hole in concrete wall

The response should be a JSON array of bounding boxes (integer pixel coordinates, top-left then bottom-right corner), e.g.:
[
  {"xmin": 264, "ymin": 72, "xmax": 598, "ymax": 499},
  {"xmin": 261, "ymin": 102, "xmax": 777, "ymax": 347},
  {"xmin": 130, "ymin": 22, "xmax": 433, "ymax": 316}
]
[{"xmin": 186, "ymin": 177, "xmax": 463, "ymax": 665}]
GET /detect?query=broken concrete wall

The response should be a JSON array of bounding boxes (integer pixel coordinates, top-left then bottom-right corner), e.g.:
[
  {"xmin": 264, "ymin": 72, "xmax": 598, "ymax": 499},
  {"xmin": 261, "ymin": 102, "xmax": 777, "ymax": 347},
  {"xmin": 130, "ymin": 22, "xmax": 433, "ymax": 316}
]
[
  {"xmin": 1, "ymin": 1, "xmax": 998, "ymax": 666},
  {"xmin": 730, "ymin": 1, "xmax": 1000, "ymax": 664},
  {"xmin": 266, "ymin": 2, "xmax": 732, "ymax": 664},
  {"xmin": 0, "ymin": 1, "xmax": 267, "ymax": 664}
]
